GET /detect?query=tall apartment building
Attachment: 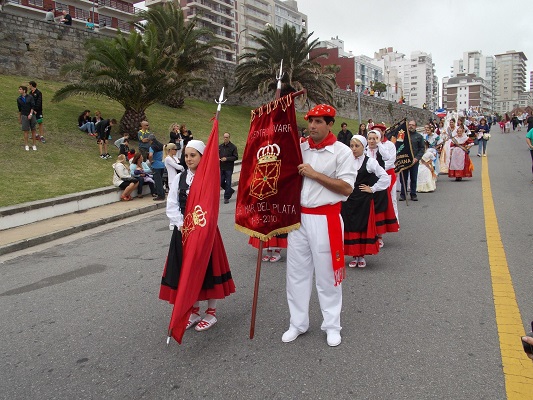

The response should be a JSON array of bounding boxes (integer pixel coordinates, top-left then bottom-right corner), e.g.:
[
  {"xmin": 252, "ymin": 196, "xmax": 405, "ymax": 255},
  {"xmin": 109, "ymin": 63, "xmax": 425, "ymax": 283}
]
[
  {"xmin": 145, "ymin": 0, "xmax": 306, "ymax": 64},
  {"xmin": 238, "ymin": 0, "xmax": 306, "ymax": 56},
  {"xmin": 393, "ymin": 51, "xmax": 437, "ymax": 110},
  {"xmin": 442, "ymin": 73, "xmax": 492, "ymax": 113},
  {"xmin": 494, "ymin": 50, "xmax": 527, "ymax": 113},
  {"xmin": 374, "ymin": 47, "xmax": 406, "ymax": 102},
  {"xmin": 450, "ymin": 51, "xmax": 495, "ymax": 110},
  {"xmin": 353, "ymin": 55, "xmax": 383, "ymax": 92},
  {"xmin": 3, "ymin": 0, "xmax": 139, "ymax": 34}
]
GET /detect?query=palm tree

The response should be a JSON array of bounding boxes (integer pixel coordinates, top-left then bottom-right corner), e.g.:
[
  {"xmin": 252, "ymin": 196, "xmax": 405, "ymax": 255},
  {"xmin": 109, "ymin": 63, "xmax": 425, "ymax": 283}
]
[
  {"xmin": 52, "ymin": 3, "xmax": 223, "ymax": 136},
  {"xmin": 233, "ymin": 24, "xmax": 336, "ymax": 105}
]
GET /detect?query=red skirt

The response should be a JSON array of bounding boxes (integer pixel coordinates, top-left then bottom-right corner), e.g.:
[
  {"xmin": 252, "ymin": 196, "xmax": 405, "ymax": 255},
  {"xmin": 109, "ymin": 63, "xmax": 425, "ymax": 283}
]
[
  {"xmin": 375, "ymin": 189, "xmax": 399, "ymax": 235},
  {"xmin": 159, "ymin": 227, "xmax": 235, "ymax": 304},
  {"xmin": 448, "ymin": 155, "xmax": 473, "ymax": 178},
  {"xmin": 248, "ymin": 234, "xmax": 288, "ymax": 249},
  {"xmin": 344, "ymin": 201, "xmax": 380, "ymax": 257}
]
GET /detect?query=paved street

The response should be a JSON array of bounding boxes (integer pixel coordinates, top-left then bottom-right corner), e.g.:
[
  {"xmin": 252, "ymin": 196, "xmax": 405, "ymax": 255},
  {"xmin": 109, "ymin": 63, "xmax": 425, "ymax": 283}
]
[{"xmin": 1, "ymin": 125, "xmax": 532, "ymax": 399}]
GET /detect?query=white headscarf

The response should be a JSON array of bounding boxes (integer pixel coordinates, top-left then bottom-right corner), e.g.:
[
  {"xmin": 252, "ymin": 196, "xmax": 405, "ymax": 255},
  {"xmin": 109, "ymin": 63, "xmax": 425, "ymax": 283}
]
[
  {"xmin": 185, "ymin": 139, "xmax": 206, "ymax": 155},
  {"xmin": 368, "ymin": 129, "xmax": 381, "ymax": 141},
  {"xmin": 351, "ymin": 134, "xmax": 367, "ymax": 148}
]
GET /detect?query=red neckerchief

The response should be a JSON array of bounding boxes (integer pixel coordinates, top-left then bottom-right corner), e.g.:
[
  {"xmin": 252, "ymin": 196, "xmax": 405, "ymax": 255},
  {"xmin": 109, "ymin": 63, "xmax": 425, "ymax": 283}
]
[{"xmin": 308, "ymin": 132, "xmax": 336, "ymax": 150}]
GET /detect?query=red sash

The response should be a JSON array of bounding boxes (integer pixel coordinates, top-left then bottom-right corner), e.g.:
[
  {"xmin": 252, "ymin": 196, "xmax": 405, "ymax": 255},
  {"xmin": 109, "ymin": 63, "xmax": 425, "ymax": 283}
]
[
  {"xmin": 386, "ymin": 168, "xmax": 397, "ymax": 191},
  {"xmin": 308, "ymin": 132, "xmax": 336, "ymax": 150},
  {"xmin": 301, "ymin": 203, "xmax": 345, "ymax": 286}
]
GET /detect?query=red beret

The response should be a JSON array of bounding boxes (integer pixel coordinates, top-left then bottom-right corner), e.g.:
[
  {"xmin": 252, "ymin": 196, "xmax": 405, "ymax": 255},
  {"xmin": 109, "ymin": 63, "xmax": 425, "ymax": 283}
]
[
  {"xmin": 373, "ymin": 123, "xmax": 387, "ymax": 132},
  {"xmin": 304, "ymin": 104, "xmax": 336, "ymax": 120}
]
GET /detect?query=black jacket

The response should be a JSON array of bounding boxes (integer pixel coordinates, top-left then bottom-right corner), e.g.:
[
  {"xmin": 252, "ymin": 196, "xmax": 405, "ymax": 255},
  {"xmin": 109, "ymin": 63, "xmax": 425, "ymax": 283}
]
[{"xmin": 219, "ymin": 142, "xmax": 238, "ymax": 171}]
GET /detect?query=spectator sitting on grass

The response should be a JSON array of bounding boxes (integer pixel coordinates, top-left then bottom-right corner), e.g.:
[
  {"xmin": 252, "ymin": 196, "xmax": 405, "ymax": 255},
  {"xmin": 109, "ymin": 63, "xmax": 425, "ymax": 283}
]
[
  {"xmin": 78, "ymin": 110, "xmax": 96, "ymax": 136},
  {"xmin": 127, "ymin": 148, "xmax": 136, "ymax": 162},
  {"xmin": 115, "ymin": 132, "xmax": 129, "ymax": 149},
  {"xmin": 119, "ymin": 138, "xmax": 130, "ymax": 158}
]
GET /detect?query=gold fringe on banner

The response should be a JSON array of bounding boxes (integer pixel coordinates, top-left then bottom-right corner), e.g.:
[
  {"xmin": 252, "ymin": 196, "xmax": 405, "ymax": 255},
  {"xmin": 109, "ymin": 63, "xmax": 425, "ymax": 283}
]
[{"xmin": 234, "ymin": 222, "xmax": 301, "ymax": 242}]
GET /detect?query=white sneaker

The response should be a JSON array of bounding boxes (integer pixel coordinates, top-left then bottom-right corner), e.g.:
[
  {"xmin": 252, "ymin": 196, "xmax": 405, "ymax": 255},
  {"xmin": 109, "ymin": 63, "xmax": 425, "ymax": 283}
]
[
  {"xmin": 32, "ymin": 145, "xmax": 37, "ymax": 151},
  {"xmin": 282, "ymin": 328, "xmax": 305, "ymax": 343},
  {"xmin": 326, "ymin": 331, "xmax": 342, "ymax": 347},
  {"xmin": 25, "ymin": 145, "xmax": 30, "ymax": 151}
]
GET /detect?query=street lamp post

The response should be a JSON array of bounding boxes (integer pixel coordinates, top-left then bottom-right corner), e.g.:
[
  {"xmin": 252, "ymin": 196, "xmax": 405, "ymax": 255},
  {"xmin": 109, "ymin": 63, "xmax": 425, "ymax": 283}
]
[
  {"xmin": 355, "ymin": 78, "xmax": 362, "ymax": 124},
  {"xmin": 236, "ymin": 28, "xmax": 247, "ymax": 65},
  {"xmin": 385, "ymin": 66, "xmax": 390, "ymax": 101}
]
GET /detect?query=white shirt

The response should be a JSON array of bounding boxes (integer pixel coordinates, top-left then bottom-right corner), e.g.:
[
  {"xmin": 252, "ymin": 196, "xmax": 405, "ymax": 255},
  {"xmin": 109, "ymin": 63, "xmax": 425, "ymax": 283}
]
[
  {"xmin": 164, "ymin": 155, "xmax": 184, "ymax": 188},
  {"xmin": 366, "ymin": 141, "xmax": 396, "ymax": 171},
  {"xmin": 166, "ymin": 170, "xmax": 195, "ymax": 230},
  {"xmin": 352, "ymin": 155, "xmax": 390, "ymax": 193},
  {"xmin": 300, "ymin": 141, "xmax": 356, "ymax": 208}
]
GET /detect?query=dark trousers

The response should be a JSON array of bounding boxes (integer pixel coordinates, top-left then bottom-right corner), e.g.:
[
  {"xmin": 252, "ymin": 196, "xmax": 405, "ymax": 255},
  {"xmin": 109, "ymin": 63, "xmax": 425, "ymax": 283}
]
[
  {"xmin": 220, "ymin": 169, "xmax": 234, "ymax": 200},
  {"xmin": 399, "ymin": 164, "xmax": 419, "ymax": 198},
  {"xmin": 152, "ymin": 168, "xmax": 165, "ymax": 198},
  {"xmin": 137, "ymin": 176, "xmax": 155, "ymax": 196},
  {"xmin": 530, "ymin": 150, "xmax": 533, "ymax": 175}
]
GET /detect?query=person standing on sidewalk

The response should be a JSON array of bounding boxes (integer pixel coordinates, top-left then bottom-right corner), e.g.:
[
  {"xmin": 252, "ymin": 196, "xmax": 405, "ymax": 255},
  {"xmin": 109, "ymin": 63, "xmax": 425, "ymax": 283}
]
[
  {"xmin": 17, "ymin": 86, "xmax": 38, "ymax": 151},
  {"xmin": 28, "ymin": 81, "xmax": 45, "ymax": 143},
  {"xmin": 219, "ymin": 132, "xmax": 238, "ymax": 204},
  {"xmin": 526, "ymin": 126, "xmax": 533, "ymax": 183},
  {"xmin": 399, "ymin": 120, "xmax": 425, "ymax": 201},
  {"xmin": 148, "ymin": 134, "xmax": 166, "ymax": 201},
  {"xmin": 282, "ymin": 104, "xmax": 356, "ymax": 348}
]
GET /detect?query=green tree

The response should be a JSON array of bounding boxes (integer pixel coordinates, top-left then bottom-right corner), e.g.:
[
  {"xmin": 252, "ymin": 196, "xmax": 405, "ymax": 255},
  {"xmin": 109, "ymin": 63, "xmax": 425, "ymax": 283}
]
[
  {"xmin": 371, "ymin": 81, "xmax": 387, "ymax": 95},
  {"xmin": 233, "ymin": 24, "xmax": 336, "ymax": 104},
  {"xmin": 52, "ymin": 3, "xmax": 222, "ymax": 136}
]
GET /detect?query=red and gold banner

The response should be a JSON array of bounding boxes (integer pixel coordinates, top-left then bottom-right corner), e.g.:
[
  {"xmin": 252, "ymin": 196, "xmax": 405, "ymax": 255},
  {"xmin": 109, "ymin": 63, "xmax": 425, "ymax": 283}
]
[{"xmin": 235, "ymin": 94, "xmax": 302, "ymax": 240}]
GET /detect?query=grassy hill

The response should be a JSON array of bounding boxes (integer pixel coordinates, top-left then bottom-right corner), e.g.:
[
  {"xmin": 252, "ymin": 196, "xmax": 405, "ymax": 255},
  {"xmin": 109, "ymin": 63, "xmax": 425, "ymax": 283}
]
[{"xmin": 0, "ymin": 74, "xmax": 359, "ymax": 207}]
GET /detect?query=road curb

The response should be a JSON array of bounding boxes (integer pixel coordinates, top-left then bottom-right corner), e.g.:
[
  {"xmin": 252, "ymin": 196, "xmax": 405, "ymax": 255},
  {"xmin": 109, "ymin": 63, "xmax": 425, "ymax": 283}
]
[{"xmin": 0, "ymin": 202, "xmax": 167, "ymax": 256}]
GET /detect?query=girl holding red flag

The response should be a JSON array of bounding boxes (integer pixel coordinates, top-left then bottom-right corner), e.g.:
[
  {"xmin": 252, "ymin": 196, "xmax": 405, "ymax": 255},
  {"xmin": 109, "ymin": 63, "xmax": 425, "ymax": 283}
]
[{"xmin": 160, "ymin": 140, "xmax": 235, "ymax": 332}]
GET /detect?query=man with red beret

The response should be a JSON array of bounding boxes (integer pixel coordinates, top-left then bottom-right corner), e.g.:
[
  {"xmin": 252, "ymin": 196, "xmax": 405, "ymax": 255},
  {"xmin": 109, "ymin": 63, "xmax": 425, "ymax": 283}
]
[{"xmin": 283, "ymin": 104, "xmax": 356, "ymax": 347}]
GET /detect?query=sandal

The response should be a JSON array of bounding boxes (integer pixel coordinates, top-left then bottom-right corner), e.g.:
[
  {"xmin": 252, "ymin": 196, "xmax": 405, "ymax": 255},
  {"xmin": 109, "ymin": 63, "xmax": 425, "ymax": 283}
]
[
  {"xmin": 378, "ymin": 238, "xmax": 384, "ymax": 248},
  {"xmin": 269, "ymin": 250, "xmax": 281, "ymax": 263},
  {"xmin": 348, "ymin": 257, "xmax": 359, "ymax": 268},
  {"xmin": 186, "ymin": 307, "xmax": 201, "ymax": 330},
  {"xmin": 262, "ymin": 251, "xmax": 272, "ymax": 262},
  {"xmin": 195, "ymin": 308, "xmax": 217, "ymax": 331},
  {"xmin": 357, "ymin": 257, "xmax": 366, "ymax": 268},
  {"xmin": 120, "ymin": 195, "xmax": 131, "ymax": 201}
]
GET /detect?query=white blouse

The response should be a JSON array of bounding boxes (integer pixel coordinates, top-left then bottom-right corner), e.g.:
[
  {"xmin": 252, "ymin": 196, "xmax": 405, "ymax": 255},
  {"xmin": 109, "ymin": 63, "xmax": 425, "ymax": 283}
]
[
  {"xmin": 166, "ymin": 169, "xmax": 195, "ymax": 230},
  {"xmin": 366, "ymin": 141, "xmax": 396, "ymax": 171},
  {"xmin": 353, "ymin": 155, "xmax": 390, "ymax": 193}
]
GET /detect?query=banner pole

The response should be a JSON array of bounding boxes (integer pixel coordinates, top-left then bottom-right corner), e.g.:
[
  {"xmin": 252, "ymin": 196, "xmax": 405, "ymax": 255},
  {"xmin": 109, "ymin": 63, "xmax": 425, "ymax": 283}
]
[
  {"xmin": 249, "ymin": 240, "xmax": 264, "ymax": 339},
  {"xmin": 400, "ymin": 171, "xmax": 409, "ymax": 206}
]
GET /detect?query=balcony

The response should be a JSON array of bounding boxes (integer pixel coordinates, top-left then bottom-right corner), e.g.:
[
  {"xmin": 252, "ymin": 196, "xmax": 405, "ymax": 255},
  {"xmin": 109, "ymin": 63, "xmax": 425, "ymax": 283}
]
[
  {"xmin": 244, "ymin": 0, "xmax": 270, "ymax": 14},
  {"xmin": 98, "ymin": 0, "xmax": 141, "ymax": 18}
]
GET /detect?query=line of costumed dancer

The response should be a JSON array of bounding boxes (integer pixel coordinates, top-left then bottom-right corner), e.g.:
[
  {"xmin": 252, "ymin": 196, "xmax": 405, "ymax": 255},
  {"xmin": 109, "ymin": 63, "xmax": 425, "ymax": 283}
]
[{"xmin": 341, "ymin": 132, "xmax": 399, "ymax": 269}]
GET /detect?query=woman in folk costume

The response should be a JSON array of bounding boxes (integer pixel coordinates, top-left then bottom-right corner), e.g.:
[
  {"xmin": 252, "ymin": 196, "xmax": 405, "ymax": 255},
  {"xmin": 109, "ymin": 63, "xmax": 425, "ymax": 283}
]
[
  {"xmin": 417, "ymin": 143, "xmax": 437, "ymax": 192},
  {"xmin": 437, "ymin": 118, "xmax": 456, "ymax": 174},
  {"xmin": 424, "ymin": 123, "xmax": 440, "ymax": 173},
  {"xmin": 341, "ymin": 135, "xmax": 390, "ymax": 268},
  {"xmin": 160, "ymin": 140, "xmax": 235, "ymax": 331},
  {"xmin": 448, "ymin": 124, "xmax": 475, "ymax": 181},
  {"xmin": 249, "ymin": 235, "xmax": 286, "ymax": 263},
  {"xmin": 365, "ymin": 128, "xmax": 399, "ymax": 247}
]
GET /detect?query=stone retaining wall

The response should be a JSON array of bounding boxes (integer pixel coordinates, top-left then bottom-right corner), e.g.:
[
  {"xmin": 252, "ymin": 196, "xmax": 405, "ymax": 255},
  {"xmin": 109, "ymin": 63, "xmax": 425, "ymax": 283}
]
[{"xmin": 0, "ymin": 12, "xmax": 433, "ymax": 123}]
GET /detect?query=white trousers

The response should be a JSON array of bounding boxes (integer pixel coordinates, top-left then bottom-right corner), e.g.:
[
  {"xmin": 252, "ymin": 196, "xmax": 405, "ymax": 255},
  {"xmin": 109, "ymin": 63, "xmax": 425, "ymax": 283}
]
[{"xmin": 286, "ymin": 213, "xmax": 342, "ymax": 333}]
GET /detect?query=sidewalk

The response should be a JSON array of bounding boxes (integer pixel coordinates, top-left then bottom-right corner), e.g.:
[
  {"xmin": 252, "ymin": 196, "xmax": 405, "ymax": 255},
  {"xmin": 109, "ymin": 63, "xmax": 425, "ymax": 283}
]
[{"xmin": 0, "ymin": 168, "xmax": 241, "ymax": 256}]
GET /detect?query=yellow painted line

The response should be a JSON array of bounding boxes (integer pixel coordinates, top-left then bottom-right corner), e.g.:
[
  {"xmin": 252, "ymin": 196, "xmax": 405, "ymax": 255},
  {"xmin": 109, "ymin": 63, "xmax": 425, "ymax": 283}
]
[{"xmin": 482, "ymin": 157, "xmax": 533, "ymax": 399}]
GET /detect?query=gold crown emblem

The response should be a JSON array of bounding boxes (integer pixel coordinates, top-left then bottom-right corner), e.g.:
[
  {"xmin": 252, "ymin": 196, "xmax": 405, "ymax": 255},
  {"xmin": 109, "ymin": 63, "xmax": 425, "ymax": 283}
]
[
  {"xmin": 256, "ymin": 143, "xmax": 280, "ymax": 164},
  {"xmin": 192, "ymin": 205, "xmax": 207, "ymax": 227}
]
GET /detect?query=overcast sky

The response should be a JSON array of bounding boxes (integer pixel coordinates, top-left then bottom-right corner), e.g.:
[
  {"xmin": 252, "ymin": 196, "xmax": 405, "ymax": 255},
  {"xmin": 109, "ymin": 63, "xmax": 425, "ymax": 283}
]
[{"xmin": 298, "ymin": 0, "xmax": 531, "ymax": 87}]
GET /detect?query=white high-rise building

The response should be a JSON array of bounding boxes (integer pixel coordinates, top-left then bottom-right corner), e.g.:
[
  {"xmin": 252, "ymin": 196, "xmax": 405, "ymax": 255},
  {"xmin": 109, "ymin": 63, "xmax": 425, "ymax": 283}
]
[
  {"xmin": 494, "ymin": 50, "xmax": 527, "ymax": 113},
  {"xmin": 392, "ymin": 51, "xmax": 437, "ymax": 110},
  {"xmin": 145, "ymin": 0, "xmax": 307, "ymax": 64},
  {"xmin": 450, "ymin": 51, "xmax": 495, "ymax": 110}
]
